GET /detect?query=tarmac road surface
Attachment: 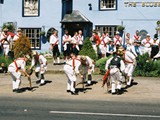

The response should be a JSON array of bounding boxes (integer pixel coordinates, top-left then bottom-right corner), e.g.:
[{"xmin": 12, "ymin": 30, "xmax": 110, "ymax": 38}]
[
  {"xmin": 0, "ymin": 73, "xmax": 160, "ymax": 120},
  {"xmin": 0, "ymin": 97, "xmax": 160, "ymax": 120}
]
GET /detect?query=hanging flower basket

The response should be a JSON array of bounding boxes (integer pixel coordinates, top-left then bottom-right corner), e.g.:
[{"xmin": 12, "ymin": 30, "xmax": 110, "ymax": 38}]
[{"xmin": 40, "ymin": 31, "xmax": 46, "ymax": 36}]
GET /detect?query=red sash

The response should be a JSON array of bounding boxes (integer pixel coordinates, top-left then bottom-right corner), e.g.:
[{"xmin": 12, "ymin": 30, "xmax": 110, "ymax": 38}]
[
  {"xmin": 114, "ymin": 36, "xmax": 121, "ymax": 45},
  {"xmin": 14, "ymin": 58, "xmax": 25, "ymax": 72},
  {"xmin": 52, "ymin": 35, "xmax": 58, "ymax": 48},
  {"xmin": 101, "ymin": 36, "xmax": 106, "ymax": 47},
  {"xmin": 72, "ymin": 36, "xmax": 78, "ymax": 48},
  {"xmin": 134, "ymin": 35, "xmax": 140, "ymax": 40},
  {"xmin": 145, "ymin": 38, "xmax": 151, "ymax": 45}
]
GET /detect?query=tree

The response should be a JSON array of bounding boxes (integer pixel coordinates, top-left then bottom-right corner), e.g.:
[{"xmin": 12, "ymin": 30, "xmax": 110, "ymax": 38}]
[
  {"xmin": 79, "ymin": 37, "xmax": 98, "ymax": 61},
  {"xmin": 14, "ymin": 36, "xmax": 32, "ymax": 58}
]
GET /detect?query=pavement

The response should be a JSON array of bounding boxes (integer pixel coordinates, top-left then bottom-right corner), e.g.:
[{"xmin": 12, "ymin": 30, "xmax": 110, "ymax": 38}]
[{"xmin": 0, "ymin": 61, "xmax": 160, "ymax": 103}]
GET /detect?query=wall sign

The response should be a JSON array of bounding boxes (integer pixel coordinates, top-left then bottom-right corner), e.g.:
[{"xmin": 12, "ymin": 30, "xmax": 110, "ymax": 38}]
[
  {"xmin": 23, "ymin": 0, "xmax": 40, "ymax": 17},
  {"xmin": 124, "ymin": 1, "xmax": 160, "ymax": 7}
]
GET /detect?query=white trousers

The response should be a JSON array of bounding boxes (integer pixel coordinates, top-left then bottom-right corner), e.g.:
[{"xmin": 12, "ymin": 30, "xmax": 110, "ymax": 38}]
[
  {"xmin": 64, "ymin": 64, "xmax": 76, "ymax": 92},
  {"xmin": 92, "ymin": 45, "xmax": 97, "ymax": 54},
  {"xmin": 110, "ymin": 68, "xmax": 122, "ymax": 93},
  {"xmin": 3, "ymin": 45, "xmax": 9, "ymax": 56},
  {"xmin": 125, "ymin": 63, "xmax": 136, "ymax": 85},
  {"xmin": 99, "ymin": 45, "xmax": 106, "ymax": 55},
  {"xmin": 8, "ymin": 67, "xmax": 21, "ymax": 90},
  {"xmin": 144, "ymin": 47, "xmax": 151, "ymax": 57},
  {"xmin": 35, "ymin": 64, "xmax": 47, "ymax": 74}
]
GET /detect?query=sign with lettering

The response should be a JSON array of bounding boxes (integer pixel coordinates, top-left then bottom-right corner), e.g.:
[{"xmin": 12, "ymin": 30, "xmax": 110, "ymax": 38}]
[{"xmin": 124, "ymin": 1, "xmax": 160, "ymax": 7}]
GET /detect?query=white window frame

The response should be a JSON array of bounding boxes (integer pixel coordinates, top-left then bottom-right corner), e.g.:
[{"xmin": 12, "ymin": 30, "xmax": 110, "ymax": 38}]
[
  {"xmin": 99, "ymin": 0, "xmax": 117, "ymax": 10},
  {"xmin": 95, "ymin": 25, "xmax": 117, "ymax": 38},
  {"xmin": 22, "ymin": 28, "xmax": 41, "ymax": 50}
]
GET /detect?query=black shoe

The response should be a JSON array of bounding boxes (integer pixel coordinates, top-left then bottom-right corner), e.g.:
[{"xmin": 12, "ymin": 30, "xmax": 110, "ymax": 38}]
[
  {"xmin": 66, "ymin": 90, "xmax": 70, "ymax": 93},
  {"xmin": 15, "ymin": 89, "xmax": 23, "ymax": 93},
  {"xmin": 112, "ymin": 92, "xmax": 116, "ymax": 95},
  {"xmin": 36, "ymin": 80, "xmax": 41, "ymax": 84},
  {"xmin": 12, "ymin": 89, "xmax": 18, "ymax": 92},
  {"xmin": 117, "ymin": 89, "xmax": 123, "ymax": 95},
  {"xmin": 71, "ymin": 91, "xmax": 78, "ymax": 95},
  {"xmin": 40, "ymin": 82, "xmax": 46, "ymax": 86}
]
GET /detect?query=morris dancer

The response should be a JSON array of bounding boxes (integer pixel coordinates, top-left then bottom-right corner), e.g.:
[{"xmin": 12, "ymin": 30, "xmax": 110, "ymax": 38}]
[
  {"xmin": 62, "ymin": 29, "xmax": 72, "ymax": 62},
  {"xmin": 99, "ymin": 32, "xmax": 110, "ymax": 58},
  {"xmin": 105, "ymin": 49, "xmax": 125, "ymax": 95},
  {"xmin": 64, "ymin": 53, "xmax": 81, "ymax": 95},
  {"xmin": 0, "ymin": 28, "xmax": 12, "ymax": 58},
  {"xmin": 50, "ymin": 30, "xmax": 60, "ymax": 64},
  {"xmin": 8, "ymin": 55, "xmax": 31, "ymax": 92},
  {"xmin": 30, "ymin": 51, "xmax": 47, "ymax": 86},
  {"xmin": 141, "ymin": 34, "xmax": 153, "ymax": 57},
  {"xmin": 78, "ymin": 55, "xmax": 95, "ymax": 85},
  {"xmin": 121, "ymin": 46, "xmax": 137, "ymax": 86}
]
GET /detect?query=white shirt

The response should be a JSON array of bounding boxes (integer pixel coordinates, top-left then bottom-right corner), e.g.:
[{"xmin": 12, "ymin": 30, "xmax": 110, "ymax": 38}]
[
  {"xmin": 141, "ymin": 38, "xmax": 153, "ymax": 48},
  {"xmin": 13, "ymin": 34, "xmax": 20, "ymax": 42},
  {"xmin": 78, "ymin": 35, "xmax": 84, "ymax": 45},
  {"xmin": 62, "ymin": 34, "xmax": 71, "ymax": 44},
  {"xmin": 9, "ymin": 58, "xmax": 26, "ymax": 71},
  {"xmin": 123, "ymin": 51, "xmax": 136, "ymax": 63},
  {"xmin": 152, "ymin": 39, "xmax": 160, "ymax": 46},
  {"xmin": 133, "ymin": 35, "xmax": 141, "ymax": 41},
  {"xmin": 114, "ymin": 35, "xmax": 122, "ymax": 45},
  {"xmin": 100, "ymin": 35, "xmax": 110, "ymax": 45},
  {"xmin": 71, "ymin": 35, "xmax": 79, "ymax": 44},
  {"xmin": 31, "ymin": 55, "xmax": 47, "ymax": 67},
  {"xmin": 50, "ymin": 34, "xmax": 59, "ymax": 45},
  {"xmin": 0, "ymin": 33, "xmax": 12, "ymax": 45}
]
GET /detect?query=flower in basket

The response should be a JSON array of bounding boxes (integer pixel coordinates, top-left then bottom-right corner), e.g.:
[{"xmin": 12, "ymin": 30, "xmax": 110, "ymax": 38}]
[
  {"xmin": 117, "ymin": 25, "xmax": 125, "ymax": 32},
  {"xmin": 40, "ymin": 31, "xmax": 46, "ymax": 36}
]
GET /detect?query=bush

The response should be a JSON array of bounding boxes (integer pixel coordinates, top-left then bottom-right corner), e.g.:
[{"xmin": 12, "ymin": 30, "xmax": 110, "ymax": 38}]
[
  {"xmin": 94, "ymin": 53, "xmax": 160, "ymax": 77},
  {"xmin": 79, "ymin": 37, "xmax": 98, "ymax": 61},
  {"xmin": 14, "ymin": 36, "xmax": 32, "ymax": 58},
  {"xmin": 0, "ymin": 56, "xmax": 12, "ymax": 67},
  {"xmin": 133, "ymin": 53, "xmax": 160, "ymax": 77},
  {"xmin": 95, "ymin": 56, "xmax": 112, "ymax": 74}
]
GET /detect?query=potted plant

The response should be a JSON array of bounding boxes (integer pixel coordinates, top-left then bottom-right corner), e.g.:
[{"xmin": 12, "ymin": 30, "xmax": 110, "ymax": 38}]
[
  {"xmin": 40, "ymin": 31, "xmax": 46, "ymax": 36},
  {"xmin": 117, "ymin": 25, "xmax": 125, "ymax": 37}
]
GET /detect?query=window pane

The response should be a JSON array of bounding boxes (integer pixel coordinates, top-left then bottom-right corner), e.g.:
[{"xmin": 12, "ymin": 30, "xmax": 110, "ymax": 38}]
[
  {"xmin": 20, "ymin": 28, "xmax": 41, "ymax": 49},
  {"xmin": 100, "ymin": 0, "xmax": 117, "ymax": 10},
  {"xmin": 95, "ymin": 25, "xmax": 117, "ymax": 38}
]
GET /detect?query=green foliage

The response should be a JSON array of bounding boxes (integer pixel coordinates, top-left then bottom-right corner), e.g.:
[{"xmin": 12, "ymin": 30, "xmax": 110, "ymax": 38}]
[
  {"xmin": 0, "ymin": 56, "xmax": 12, "ymax": 67},
  {"xmin": 2, "ymin": 23, "xmax": 15, "ymax": 32},
  {"xmin": 79, "ymin": 37, "xmax": 98, "ymax": 61},
  {"xmin": 133, "ymin": 53, "xmax": 160, "ymax": 77},
  {"xmin": 117, "ymin": 25, "xmax": 125, "ymax": 32},
  {"xmin": 14, "ymin": 36, "xmax": 32, "ymax": 59},
  {"xmin": 94, "ymin": 53, "xmax": 160, "ymax": 77},
  {"xmin": 95, "ymin": 56, "xmax": 112, "ymax": 74}
]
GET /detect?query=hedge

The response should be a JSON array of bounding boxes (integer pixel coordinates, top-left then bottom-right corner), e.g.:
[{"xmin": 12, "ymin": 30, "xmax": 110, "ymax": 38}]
[{"xmin": 95, "ymin": 53, "xmax": 160, "ymax": 77}]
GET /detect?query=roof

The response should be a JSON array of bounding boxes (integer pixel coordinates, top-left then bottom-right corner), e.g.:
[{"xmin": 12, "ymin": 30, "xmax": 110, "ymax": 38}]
[{"xmin": 61, "ymin": 10, "xmax": 91, "ymax": 23}]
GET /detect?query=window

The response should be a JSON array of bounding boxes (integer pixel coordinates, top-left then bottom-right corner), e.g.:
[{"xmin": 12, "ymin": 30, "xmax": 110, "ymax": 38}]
[
  {"xmin": 22, "ymin": 28, "xmax": 41, "ymax": 50},
  {"xmin": 99, "ymin": 0, "xmax": 117, "ymax": 10},
  {"xmin": 95, "ymin": 25, "xmax": 117, "ymax": 38},
  {"xmin": 23, "ymin": 0, "xmax": 40, "ymax": 17},
  {"xmin": 0, "ymin": 0, "xmax": 4, "ymax": 4}
]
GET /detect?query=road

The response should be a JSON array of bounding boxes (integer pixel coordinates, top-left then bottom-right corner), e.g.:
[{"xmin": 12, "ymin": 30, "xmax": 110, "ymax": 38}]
[
  {"xmin": 0, "ymin": 97, "xmax": 160, "ymax": 120},
  {"xmin": 0, "ymin": 73, "xmax": 160, "ymax": 120}
]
